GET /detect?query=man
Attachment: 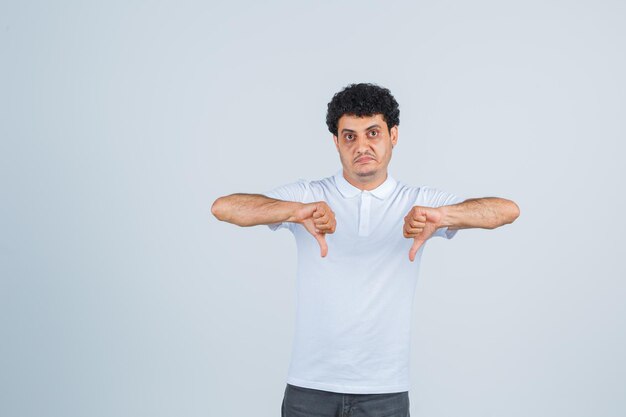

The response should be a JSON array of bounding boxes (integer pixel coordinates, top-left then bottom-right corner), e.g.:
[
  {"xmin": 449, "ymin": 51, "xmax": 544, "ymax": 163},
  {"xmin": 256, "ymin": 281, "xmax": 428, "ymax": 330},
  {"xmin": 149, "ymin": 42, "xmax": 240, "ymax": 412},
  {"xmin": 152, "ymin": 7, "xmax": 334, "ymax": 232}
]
[{"xmin": 211, "ymin": 83, "xmax": 520, "ymax": 417}]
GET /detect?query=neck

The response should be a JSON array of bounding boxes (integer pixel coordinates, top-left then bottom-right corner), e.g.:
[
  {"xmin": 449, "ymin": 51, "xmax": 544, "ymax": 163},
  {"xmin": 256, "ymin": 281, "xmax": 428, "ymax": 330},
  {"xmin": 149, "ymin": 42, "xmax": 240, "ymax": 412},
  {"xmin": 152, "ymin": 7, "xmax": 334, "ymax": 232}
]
[{"xmin": 343, "ymin": 170, "xmax": 388, "ymax": 191}]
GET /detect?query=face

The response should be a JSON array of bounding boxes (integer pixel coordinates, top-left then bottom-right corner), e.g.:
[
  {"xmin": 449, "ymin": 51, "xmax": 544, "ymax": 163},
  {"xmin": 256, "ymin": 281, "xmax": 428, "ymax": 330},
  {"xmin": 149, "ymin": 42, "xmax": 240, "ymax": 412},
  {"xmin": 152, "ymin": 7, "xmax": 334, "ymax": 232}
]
[{"xmin": 333, "ymin": 113, "xmax": 398, "ymax": 185}]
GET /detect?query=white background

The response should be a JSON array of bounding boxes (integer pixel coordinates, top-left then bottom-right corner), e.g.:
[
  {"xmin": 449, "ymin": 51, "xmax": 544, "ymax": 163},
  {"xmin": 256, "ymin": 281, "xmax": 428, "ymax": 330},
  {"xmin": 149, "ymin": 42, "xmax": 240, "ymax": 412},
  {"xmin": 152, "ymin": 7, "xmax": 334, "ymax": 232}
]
[{"xmin": 2, "ymin": 1, "xmax": 625, "ymax": 416}]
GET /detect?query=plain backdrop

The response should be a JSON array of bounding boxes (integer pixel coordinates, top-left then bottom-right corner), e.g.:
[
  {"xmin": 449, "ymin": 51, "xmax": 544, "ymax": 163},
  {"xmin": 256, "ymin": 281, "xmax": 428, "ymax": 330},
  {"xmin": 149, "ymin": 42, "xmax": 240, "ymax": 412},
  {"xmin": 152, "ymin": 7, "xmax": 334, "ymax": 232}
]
[{"xmin": 1, "ymin": 1, "xmax": 625, "ymax": 416}]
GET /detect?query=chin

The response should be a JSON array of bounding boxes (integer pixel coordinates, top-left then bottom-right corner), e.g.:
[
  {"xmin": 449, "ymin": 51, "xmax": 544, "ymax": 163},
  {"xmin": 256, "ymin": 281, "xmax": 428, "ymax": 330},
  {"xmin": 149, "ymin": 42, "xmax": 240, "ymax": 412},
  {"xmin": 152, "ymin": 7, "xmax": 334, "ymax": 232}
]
[{"xmin": 355, "ymin": 168, "xmax": 377, "ymax": 177}]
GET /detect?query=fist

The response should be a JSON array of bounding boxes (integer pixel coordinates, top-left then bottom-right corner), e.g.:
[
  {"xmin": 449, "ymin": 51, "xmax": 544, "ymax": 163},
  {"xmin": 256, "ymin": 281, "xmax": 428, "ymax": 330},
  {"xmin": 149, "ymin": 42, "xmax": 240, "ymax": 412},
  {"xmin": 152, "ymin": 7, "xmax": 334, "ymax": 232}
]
[
  {"xmin": 403, "ymin": 205, "xmax": 443, "ymax": 262},
  {"xmin": 294, "ymin": 201, "xmax": 336, "ymax": 257}
]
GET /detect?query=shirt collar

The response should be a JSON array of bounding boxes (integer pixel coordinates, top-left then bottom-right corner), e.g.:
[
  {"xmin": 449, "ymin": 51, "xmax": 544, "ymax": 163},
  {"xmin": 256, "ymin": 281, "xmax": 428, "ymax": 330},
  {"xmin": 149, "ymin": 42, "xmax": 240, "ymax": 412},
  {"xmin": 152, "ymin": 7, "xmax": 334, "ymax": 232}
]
[{"xmin": 333, "ymin": 169, "xmax": 397, "ymax": 200}]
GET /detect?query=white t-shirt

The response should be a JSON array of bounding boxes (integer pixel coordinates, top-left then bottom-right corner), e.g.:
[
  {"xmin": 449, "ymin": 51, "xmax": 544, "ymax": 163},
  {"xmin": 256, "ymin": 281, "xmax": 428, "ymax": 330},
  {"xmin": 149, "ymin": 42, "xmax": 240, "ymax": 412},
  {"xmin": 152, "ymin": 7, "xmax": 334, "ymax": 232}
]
[{"xmin": 264, "ymin": 169, "xmax": 463, "ymax": 394}]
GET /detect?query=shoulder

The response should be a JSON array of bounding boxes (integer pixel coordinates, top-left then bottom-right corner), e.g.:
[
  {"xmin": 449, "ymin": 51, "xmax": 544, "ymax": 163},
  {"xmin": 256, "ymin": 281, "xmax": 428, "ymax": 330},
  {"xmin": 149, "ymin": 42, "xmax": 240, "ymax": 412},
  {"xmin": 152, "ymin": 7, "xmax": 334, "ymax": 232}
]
[
  {"xmin": 414, "ymin": 184, "xmax": 464, "ymax": 207},
  {"xmin": 392, "ymin": 180, "xmax": 421, "ymax": 198},
  {"xmin": 393, "ymin": 181, "xmax": 461, "ymax": 205},
  {"xmin": 308, "ymin": 174, "xmax": 335, "ymax": 190},
  {"xmin": 283, "ymin": 174, "xmax": 335, "ymax": 188},
  {"xmin": 300, "ymin": 175, "xmax": 337, "ymax": 202},
  {"xmin": 263, "ymin": 178, "xmax": 310, "ymax": 202},
  {"xmin": 263, "ymin": 174, "xmax": 337, "ymax": 202}
]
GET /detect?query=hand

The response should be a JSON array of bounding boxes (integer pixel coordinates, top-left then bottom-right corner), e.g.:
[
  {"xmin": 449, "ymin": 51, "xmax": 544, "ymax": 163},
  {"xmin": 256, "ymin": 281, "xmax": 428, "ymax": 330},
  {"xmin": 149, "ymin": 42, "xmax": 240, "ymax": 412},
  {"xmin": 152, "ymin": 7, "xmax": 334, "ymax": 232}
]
[
  {"xmin": 403, "ymin": 206, "xmax": 443, "ymax": 262},
  {"xmin": 293, "ymin": 201, "xmax": 337, "ymax": 257}
]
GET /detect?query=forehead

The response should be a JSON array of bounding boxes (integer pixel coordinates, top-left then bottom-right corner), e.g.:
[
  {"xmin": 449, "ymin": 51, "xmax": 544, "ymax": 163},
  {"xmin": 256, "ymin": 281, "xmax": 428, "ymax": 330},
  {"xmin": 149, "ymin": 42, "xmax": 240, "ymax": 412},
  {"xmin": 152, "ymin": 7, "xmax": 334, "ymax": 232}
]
[{"xmin": 337, "ymin": 113, "xmax": 388, "ymax": 132}]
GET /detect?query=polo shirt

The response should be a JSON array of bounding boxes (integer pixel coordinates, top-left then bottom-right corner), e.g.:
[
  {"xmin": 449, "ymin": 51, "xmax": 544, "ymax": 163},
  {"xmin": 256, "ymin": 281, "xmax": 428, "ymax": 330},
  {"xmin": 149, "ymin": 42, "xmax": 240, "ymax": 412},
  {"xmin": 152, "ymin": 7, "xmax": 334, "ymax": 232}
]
[{"xmin": 264, "ymin": 168, "xmax": 464, "ymax": 394}]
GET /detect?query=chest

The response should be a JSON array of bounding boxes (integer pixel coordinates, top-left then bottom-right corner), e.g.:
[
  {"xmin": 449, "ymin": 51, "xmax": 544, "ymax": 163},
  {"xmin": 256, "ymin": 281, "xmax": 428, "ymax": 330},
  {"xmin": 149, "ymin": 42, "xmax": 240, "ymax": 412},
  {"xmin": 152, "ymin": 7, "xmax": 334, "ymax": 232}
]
[{"xmin": 304, "ymin": 189, "xmax": 415, "ymax": 242}]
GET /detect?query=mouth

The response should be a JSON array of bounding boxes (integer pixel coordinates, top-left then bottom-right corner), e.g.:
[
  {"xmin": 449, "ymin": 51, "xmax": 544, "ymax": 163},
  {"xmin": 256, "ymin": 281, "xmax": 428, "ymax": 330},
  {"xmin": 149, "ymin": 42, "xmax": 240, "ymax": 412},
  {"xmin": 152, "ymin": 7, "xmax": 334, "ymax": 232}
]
[{"xmin": 355, "ymin": 156, "xmax": 375, "ymax": 164}]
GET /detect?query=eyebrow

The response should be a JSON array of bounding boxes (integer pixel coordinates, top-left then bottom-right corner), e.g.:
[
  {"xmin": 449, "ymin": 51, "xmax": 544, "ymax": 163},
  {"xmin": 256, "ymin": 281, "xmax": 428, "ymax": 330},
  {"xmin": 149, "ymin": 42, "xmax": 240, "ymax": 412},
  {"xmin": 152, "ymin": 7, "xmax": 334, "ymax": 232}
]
[{"xmin": 341, "ymin": 124, "xmax": 381, "ymax": 134}]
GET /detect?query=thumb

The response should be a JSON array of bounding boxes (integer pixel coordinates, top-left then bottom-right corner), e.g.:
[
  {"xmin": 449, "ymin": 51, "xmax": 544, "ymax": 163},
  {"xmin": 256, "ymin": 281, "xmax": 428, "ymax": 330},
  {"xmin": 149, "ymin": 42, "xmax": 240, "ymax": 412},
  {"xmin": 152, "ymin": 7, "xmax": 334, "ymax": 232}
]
[
  {"xmin": 409, "ymin": 237, "xmax": 425, "ymax": 262},
  {"xmin": 315, "ymin": 233, "xmax": 328, "ymax": 257}
]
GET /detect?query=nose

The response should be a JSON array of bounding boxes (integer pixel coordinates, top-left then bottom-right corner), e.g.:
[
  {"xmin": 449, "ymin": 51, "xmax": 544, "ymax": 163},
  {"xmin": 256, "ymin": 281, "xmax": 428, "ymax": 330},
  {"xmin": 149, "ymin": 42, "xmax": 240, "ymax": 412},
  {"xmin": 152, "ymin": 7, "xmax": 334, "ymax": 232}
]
[{"xmin": 355, "ymin": 135, "xmax": 371, "ymax": 155}]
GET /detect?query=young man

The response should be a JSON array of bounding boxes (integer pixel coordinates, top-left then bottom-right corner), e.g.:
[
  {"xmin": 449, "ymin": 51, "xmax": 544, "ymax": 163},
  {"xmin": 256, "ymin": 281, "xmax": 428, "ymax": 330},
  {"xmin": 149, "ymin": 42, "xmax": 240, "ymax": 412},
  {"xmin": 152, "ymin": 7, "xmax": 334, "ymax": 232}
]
[{"xmin": 212, "ymin": 83, "xmax": 520, "ymax": 417}]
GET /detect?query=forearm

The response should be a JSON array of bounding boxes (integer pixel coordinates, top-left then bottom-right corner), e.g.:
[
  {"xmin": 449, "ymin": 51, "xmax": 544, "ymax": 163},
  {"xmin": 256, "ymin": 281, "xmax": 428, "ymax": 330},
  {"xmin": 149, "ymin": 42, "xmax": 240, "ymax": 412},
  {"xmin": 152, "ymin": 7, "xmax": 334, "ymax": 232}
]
[
  {"xmin": 211, "ymin": 193, "xmax": 301, "ymax": 227},
  {"xmin": 439, "ymin": 197, "xmax": 520, "ymax": 230}
]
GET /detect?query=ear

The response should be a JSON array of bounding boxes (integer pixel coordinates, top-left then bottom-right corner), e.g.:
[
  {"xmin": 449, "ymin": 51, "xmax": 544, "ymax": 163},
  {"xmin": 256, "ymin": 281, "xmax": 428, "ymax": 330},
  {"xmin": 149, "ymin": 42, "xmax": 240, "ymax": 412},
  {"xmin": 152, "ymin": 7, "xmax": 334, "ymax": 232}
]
[
  {"xmin": 390, "ymin": 125, "xmax": 398, "ymax": 147},
  {"xmin": 333, "ymin": 135, "xmax": 339, "ymax": 151}
]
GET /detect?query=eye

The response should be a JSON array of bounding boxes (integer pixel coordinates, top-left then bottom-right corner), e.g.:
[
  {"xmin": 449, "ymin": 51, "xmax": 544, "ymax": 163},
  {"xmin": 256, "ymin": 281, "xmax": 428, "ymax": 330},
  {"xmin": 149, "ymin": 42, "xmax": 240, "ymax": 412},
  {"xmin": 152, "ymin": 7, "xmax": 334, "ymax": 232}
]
[
  {"xmin": 345, "ymin": 134, "xmax": 355, "ymax": 141},
  {"xmin": 369, "ymin": 130, "xmax": 378, "ymax": 137}
]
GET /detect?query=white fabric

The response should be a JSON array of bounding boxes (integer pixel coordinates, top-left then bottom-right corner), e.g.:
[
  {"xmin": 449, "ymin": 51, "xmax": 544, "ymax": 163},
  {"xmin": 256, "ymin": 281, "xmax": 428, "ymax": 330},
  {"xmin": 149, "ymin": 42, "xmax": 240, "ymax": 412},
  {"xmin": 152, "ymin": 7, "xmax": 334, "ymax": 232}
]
[{"xmin": 264, "ymin": 169, "xmax": 464, "ymax": 394}]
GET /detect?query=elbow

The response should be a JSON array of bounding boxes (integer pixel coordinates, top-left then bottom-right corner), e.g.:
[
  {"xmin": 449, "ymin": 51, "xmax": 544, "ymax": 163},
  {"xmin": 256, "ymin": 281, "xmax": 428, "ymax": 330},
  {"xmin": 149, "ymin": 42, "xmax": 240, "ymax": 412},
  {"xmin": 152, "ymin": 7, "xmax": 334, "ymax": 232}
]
[
  {"xmin": 507, "ymin": 200, "xmax": 520, "ymax": 224},
  {"xmin": 211, "ymin": 197, "xmax": 227, "ymax": 221},
  {"xmin": 492, "ymin": 200, "xmax": 520, "ymax": 229}
]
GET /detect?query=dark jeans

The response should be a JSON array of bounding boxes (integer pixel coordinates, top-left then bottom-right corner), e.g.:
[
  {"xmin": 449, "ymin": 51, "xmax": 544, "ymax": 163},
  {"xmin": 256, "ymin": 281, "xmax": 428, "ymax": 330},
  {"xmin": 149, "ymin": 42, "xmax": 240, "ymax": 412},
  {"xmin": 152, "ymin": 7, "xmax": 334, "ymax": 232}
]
[{"xmin": 281, "ymin": 383, "xmax": 410, "ymax": 417}]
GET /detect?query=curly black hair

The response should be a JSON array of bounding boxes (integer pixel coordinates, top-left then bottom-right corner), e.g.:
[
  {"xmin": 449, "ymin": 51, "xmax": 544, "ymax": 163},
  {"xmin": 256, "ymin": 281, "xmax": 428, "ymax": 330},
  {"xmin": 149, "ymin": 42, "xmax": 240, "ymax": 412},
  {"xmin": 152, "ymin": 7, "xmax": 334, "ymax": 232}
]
[{"xmin": 326, "ymin": 83, "xmax": 400, "ymax": 136}]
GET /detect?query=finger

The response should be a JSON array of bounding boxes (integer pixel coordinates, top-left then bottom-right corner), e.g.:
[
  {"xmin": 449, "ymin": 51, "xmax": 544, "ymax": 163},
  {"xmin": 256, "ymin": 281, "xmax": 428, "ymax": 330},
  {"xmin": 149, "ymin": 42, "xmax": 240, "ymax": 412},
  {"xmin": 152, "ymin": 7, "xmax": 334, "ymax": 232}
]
[
  {"xmin": 314, "ymin": 217, "xmax": 332, "ymax": 227},
  {"xmin": 315, "ymin": 233, "xmax": 328, "ymax": 257},
  {"xmin": 315, "ymin": 219, "xmax": 335, "ymax": 232},
  {"xmin": 405, "ymin": 227, "xmax": 424, "ymax": 235},
  {"xmin": 316, "ymin": 224, "xmax": 334, "ymax": 233},
  {"xmin": 314, "ymin": 214, "xmax": 329, "ymax": 224},
  {"xmin": 409, "ymin": 219, "xmax": 426, "ymax": 228},
  {"xmin": 327, "ymin": 218, "xmax": 337, "ymax": 234},
  {"xmin": 403, "ymin": 223, "xmax": 424, "ymax": 236},
  {"xmin": 316, "ymin": 210, "xmax": 335, "ymax": 224},
  {"xmin": 409, "ymin": 238, "xmax": 425, "ymax": 262}
]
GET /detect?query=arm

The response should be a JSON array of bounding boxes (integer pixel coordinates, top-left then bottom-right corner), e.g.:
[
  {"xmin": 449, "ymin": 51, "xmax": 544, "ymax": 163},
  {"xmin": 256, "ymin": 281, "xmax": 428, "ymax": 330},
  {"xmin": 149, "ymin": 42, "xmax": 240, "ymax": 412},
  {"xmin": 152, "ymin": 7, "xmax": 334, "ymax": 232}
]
[
  {"xmin": 211, "ymin": 193, "xmax": 301, "ymax": 227},
  {"xmin": 211, "ymin": 193, "xmax": 337, "ymax": 257},
  {"xmin": 403, "ymin": 197, "xmax": 520, "ymax": 261},
  {"xmin": 438, "ymin": 197, "xmax": 520, "ymax": 230}
]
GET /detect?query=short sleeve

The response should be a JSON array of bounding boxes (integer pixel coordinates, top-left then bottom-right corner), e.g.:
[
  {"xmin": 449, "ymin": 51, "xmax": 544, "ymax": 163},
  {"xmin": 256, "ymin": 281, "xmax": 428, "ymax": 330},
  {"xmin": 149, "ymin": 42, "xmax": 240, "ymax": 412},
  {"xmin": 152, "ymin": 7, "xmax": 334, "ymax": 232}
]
[
  {"xmin": 263, "ymin": 179, "xmax": 310, "ymax": 232},
  {"xmin": 418, "ymin": 186, "xmax": 464, "ymax": 239}
]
